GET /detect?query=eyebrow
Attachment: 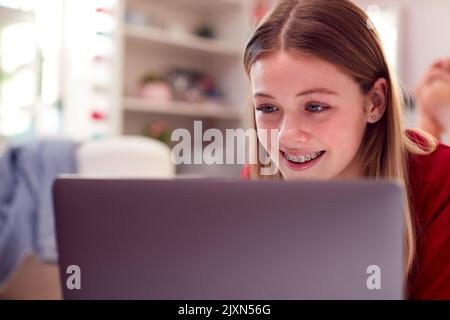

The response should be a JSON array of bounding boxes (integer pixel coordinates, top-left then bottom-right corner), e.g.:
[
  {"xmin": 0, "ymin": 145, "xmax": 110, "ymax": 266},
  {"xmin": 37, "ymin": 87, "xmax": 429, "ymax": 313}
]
[{"xmin": 253, "ymin": 88, "xmax": 338, "ymax": 99}]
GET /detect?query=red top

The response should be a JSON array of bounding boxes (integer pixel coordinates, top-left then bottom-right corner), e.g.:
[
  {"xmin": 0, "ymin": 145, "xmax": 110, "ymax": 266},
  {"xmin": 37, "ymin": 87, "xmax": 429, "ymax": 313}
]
[
  {"xmin": 240, "ymin": 133, "xmax": 450, "ymax": 300},
  {"xmin": 407, "ymin": 133, "xmax": 450, "ymax": 299}
]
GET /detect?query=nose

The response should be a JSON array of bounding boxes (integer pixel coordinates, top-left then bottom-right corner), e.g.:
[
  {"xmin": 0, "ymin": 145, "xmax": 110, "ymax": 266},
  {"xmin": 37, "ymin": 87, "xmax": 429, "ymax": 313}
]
[{"xmin": 278, "ymin": 114, "xmax": 310, "ymax": 147}]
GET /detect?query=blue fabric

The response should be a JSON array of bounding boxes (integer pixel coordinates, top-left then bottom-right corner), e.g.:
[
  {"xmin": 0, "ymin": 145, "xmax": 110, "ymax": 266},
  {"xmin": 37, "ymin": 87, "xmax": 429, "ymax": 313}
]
[{"xmin": 0, "ymin": 139, "xmax": 77, "ymax": 286}]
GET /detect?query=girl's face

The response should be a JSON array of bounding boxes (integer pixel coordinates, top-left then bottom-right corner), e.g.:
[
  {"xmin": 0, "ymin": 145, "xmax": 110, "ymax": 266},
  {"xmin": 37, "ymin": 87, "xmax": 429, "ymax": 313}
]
[{"xmin": 250, "ymin": 51, "xmax": 370, "ymax": 180}]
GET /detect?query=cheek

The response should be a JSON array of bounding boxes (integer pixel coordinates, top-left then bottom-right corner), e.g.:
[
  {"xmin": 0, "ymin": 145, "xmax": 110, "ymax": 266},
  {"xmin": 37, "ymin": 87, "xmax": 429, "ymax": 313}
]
[
  {"xmin": 255, "ymin": 114, "xmax": 281, "ymax": 149},
  {"xmin": 320, "ymin": 111, "xmax": 367, "ymax": 155}
]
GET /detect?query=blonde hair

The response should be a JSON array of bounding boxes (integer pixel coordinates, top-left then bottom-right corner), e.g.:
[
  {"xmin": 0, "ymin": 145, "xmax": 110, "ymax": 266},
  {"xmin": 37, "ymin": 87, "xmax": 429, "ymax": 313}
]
[{"xmin": 243, "ymin": 0, "xmax": 438, "ymax": 289}]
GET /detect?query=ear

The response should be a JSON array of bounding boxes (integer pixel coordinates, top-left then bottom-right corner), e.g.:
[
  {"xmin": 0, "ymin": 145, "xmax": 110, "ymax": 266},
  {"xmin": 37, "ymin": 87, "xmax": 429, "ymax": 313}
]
[{"xmin": 365, "ymin": 78, "xmax": 388, "ymax": 123}]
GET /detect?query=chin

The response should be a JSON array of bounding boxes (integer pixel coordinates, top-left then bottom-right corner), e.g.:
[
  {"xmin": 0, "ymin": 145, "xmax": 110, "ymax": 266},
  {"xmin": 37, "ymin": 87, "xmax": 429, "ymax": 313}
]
[{"xmin": 280, "ymin": 168, "xmax": 328, "ymax": 181}]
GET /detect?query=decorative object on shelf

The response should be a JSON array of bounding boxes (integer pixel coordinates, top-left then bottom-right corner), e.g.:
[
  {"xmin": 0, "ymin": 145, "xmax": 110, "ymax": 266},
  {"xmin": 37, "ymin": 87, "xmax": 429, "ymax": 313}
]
[
  {"xmin": 91, "ymin": 110, "xmax": 106, "ymax": 121},
  {"xmin": 167, "ymin": 68, "xmax": 223, "ymax": 103},
  {"xmin": 96, "ymin": 31, "xmax": 113, "ymax": 37},
  {"xmin": 125, "ymin": 9, "xmax": 147, "ymax": 27},
  {"xmin": 89, "ymin": 1, "xmax": 116, "ymax": 139},
  {"xmin": 199, "ymin": 75, "xmax": 222, "ymax": 100},
  {"xmin": 138, "ymin": 72, "xmax": 173, "ymax": 102},
  {"xmin": 92, "ymin": 54, "xmax": 109, "ymax": 63},
  {"xmin": 90, "ymin": 109, "xmax": 109, "ymax": 139},
  {"xmin": 126, "ymin": 8, "xmax": 168, "ymax": 30},
  {"xmin": 144, "ymin": 120, "xmax": 172, "ymax": 146},
  {"xmin": 194, "ymin": 25, "xmax": 215, "ymax": 39},
  {"xmin": 96, "ymin": 7, "xmax": 113, "ymax": 15}
]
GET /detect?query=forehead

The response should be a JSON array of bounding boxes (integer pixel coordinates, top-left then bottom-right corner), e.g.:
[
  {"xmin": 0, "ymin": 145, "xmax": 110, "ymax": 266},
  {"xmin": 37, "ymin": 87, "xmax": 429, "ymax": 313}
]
[{"xmin": 249, "ymin": 51, "xmax": 356, "ymax": 95}]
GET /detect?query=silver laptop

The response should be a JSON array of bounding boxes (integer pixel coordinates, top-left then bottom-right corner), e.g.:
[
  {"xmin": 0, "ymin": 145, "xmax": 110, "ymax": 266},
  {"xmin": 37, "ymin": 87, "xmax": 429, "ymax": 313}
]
[{"xmin": 53, "ymin": 178, "xmax": 404, "ymax": 299}]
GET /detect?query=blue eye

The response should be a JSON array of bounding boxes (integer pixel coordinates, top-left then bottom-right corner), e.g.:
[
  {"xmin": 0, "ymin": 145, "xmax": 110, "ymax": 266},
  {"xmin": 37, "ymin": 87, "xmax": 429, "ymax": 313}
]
[
  {"xmin": 306, "ymin": 103, "xmax": 328, "ymax": 113},
  {"xmin": 256, "ymin": 104, "xmax": 279, "ymax": 113}
]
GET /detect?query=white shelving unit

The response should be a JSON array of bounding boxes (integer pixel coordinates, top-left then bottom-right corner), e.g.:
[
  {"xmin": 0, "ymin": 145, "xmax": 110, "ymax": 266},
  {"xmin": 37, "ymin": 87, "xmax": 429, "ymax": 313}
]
[
  {"xmin": 124, "ymin": 24, "xmax": 242, "ymax": 58},
  {"xmin": 61, "ymin": 0, "xmax": 254, "ymax": 176},
  {"xmin": 123, "ymin": 97, "xmax": 242, "ymax": 120},
  {"xmin": 115, "ymin": 0, "xmax": 253, "ymax": 176}
]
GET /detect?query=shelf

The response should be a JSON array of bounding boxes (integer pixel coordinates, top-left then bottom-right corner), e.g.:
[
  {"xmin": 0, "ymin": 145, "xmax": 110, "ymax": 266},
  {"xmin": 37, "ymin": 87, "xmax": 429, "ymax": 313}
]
[
  {"xmin": 124, "ymin": 25, "xmax": 242, "ymax": 59},
  {"xmin": 123, "ymin": 97, "xmax": 242, "ymax": 120}
]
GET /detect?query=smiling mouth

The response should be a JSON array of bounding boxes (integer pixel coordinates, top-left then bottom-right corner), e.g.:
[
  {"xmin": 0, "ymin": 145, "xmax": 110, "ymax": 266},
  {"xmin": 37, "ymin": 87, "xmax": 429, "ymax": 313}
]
[{"xmin": 281, "ymin": 150, "xmax": 326, "ymax": 164}]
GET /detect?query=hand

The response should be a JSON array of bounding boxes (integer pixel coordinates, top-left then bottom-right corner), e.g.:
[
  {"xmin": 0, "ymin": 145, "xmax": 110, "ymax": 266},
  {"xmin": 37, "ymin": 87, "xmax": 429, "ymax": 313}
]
[{"xmin": 415, "ymin": 58, "xmax": 450, "ymax": 140}]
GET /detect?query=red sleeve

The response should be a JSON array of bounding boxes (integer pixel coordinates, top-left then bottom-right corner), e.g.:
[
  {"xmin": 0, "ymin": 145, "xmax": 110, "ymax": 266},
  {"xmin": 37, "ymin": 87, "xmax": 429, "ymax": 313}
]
[
  {"xmin": 240, "ymin": 164, "xmax": 251, "ymax": 180},
  {"xmin": 408, "ymin": 141, "xmax": 450, "ymax": 299},
  {"xmin": 409, "ymin": 202, "xmax": 450, "ymax": 299}
]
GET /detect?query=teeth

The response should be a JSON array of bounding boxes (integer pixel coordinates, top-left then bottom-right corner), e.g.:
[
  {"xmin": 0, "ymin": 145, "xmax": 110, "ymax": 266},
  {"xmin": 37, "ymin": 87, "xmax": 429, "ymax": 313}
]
[{"xmin": 285, "ymin": 151, "xmax": 323, "ymax": 163}]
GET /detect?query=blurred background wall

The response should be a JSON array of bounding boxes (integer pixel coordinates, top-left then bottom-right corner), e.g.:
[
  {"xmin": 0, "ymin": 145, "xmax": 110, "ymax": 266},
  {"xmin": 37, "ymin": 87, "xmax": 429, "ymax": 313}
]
[{"xmin": 0, "ymin": 0, "xmax": 448, "ymax": 174}]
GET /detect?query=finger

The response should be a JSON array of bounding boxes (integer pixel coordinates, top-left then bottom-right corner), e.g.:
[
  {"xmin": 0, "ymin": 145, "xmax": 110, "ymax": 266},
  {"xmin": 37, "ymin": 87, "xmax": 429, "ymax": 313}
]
[
  {"xmin": 416, "ymin": 70, "xmax": 441, "ymax": 94},
  {"xmin": 423, "ymin": 69, "xmax": 450, "ymax": 85},
  {"xmin": 434, "ymin": 105, "xmax": 450, "ymax": 130},
  {"xmin": 430, "ymin": 58, "xmax": 450, "ymax": 73},
  {"xmin": 446, "ymin": 59, "xmax": 450, "ymax": 73},
  {"xmin": 431, "ymin": 59, "xmax": 446, "ymax": 69},
  {"xmin": 416, "ymin": 63, "xmax": 450, "ymax": 97}
]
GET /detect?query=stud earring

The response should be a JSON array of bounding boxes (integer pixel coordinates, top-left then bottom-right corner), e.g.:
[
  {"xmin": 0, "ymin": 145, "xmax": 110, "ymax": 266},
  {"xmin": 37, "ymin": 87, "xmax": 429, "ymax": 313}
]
[{"xmin": 371, "ymin": 115, "xmax": 376, "ymax": 121}]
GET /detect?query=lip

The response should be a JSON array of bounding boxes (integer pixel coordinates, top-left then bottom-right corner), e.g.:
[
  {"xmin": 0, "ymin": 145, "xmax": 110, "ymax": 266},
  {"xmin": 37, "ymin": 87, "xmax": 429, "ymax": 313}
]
[
  {"xmin": 280, "ymin": 150, "xmax": 326, "ymax": 171},
  {"xmin": 280, "ymin": 148, "xmax": 323, "ymax": 157}
]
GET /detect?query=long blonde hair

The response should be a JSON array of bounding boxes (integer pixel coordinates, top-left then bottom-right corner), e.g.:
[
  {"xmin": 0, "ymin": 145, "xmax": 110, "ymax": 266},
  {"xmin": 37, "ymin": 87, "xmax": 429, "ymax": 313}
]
[{"xmin": 243, "ymin": 0, "xmax": 437, "ymax": 289}]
